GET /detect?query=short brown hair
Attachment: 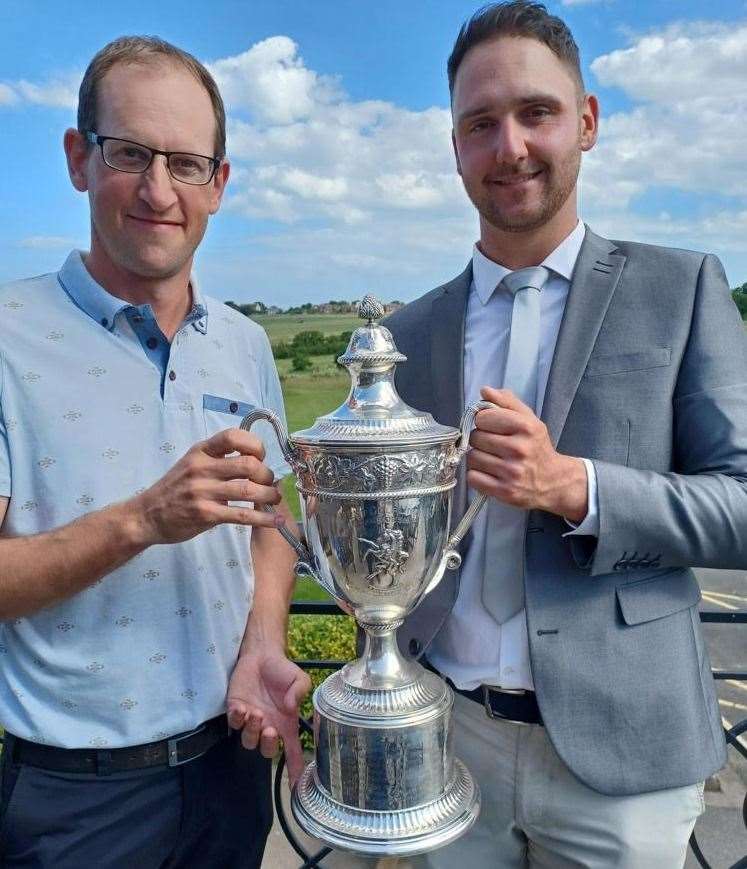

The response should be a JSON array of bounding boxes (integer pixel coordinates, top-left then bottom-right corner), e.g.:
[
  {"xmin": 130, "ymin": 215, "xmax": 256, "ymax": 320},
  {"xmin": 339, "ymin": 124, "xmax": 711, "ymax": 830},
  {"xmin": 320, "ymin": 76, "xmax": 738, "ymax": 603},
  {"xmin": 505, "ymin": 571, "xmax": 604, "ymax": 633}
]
[
  {"xmin": 77, "ymin": 35, "xmax": 226, "ymax": 159},
  {"xmin": 448, "ymin": 2, "xmax": 584, "ymax": 98}
]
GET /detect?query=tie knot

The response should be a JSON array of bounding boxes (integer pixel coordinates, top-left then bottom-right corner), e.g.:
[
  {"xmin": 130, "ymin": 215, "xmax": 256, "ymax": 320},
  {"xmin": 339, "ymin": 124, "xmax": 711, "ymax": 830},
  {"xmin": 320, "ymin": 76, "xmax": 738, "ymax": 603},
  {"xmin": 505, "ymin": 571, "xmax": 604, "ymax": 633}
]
[{"xmin": 501, "ymin": 266, "xmax": 551, "ymax": 297}]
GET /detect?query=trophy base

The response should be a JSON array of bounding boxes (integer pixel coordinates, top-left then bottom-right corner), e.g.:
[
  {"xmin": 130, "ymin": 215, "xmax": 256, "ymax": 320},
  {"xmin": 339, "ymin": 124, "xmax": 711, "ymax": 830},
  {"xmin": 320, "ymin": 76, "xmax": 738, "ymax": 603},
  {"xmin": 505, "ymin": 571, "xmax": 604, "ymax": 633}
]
[{"xmin": 291, "ymin": 757, "xmax": 480, "ymax": 857}]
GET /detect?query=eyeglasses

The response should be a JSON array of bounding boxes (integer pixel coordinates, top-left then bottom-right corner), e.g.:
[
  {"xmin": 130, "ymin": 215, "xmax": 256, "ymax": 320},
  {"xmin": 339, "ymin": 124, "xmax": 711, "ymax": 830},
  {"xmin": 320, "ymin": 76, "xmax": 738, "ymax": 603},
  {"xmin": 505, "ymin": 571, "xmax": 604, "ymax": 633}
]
[{"xmin": 85, "ymin": 132, "xmax": 221, "ymax": 186}]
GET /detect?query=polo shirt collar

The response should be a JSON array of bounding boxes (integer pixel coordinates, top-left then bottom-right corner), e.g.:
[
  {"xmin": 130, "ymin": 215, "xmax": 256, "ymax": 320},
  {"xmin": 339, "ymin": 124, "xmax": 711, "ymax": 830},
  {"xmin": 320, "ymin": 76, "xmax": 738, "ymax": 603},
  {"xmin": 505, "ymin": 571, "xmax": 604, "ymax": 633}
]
[
  {"xmin": 57, "ymin": 250, "xmax": 208, "ymax": 334},
  {"xmin": 471, "ymin": 219, "xmax": 586, "ymax": 306}
]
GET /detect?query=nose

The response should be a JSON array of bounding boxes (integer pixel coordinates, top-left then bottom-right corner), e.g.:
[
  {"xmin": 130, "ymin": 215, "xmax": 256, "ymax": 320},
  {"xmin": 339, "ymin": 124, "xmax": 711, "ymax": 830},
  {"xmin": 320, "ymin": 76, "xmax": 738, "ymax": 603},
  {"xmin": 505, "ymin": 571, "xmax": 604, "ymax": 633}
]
[
  {"xmin": 137, "ymin": 155, "xmax": 179, "ymax": 212},
  {"xmin": 493, "ymin": 117, "xmax": 529, "ymax": 165}
]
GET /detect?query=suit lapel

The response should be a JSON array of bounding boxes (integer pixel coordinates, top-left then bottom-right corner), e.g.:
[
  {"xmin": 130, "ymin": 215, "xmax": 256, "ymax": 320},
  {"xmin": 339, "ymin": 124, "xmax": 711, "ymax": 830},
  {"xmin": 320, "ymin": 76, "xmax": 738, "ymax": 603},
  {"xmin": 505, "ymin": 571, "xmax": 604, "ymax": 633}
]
[
  {"xmin": 430, "ymin": 263, "xmax": 471, "ymax": 529},
  {"xmin": 542, "ymin": 227, "xmax": 626, "ymax": 446},
  {"xmin": 430, "ymin": 263, "xmax": 471, "ymax": 428}
]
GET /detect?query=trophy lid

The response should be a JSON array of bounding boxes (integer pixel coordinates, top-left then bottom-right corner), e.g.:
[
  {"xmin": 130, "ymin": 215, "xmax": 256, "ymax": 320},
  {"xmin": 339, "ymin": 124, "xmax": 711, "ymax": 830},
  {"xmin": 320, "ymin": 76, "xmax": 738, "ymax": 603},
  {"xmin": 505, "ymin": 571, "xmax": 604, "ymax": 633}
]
[{"xmin": 291, "ymin": 295, "xmax": 457, "ymax": 447}]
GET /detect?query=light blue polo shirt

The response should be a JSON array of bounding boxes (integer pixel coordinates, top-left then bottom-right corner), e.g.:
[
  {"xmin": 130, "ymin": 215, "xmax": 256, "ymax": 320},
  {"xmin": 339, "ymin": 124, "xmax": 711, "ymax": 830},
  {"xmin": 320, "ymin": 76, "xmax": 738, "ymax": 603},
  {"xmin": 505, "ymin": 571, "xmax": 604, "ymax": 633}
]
[{"xmin": 0, "ymin": 251, "xmax": 291, "ymax": 748}]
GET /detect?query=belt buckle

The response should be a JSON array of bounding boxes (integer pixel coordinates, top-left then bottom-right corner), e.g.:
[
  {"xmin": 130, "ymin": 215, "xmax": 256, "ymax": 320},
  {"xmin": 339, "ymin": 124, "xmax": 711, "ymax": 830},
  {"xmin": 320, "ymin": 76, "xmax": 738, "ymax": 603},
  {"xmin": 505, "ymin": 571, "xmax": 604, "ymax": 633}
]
[
  {"xmin": 482, "ymin": 685, "xmax": 500, "ymax": 720},
  {"xmin": 167, "ymin": 722, "xmax": 208, "ymax": 767},
  {"xmin": 481, "ymin": 686, "xmax": 531, "ymax": 726}
]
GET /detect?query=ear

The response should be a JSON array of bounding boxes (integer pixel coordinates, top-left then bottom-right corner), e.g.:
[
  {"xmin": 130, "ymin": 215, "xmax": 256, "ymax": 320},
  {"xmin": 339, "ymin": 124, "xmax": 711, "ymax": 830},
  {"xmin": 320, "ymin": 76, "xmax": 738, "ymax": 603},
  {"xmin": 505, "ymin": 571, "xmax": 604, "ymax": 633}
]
[
  {"xmin": 452, "ymin": 130, "xmax": 462, "ymax": 177},
  {"xmin": 64, "ymin": 128, "xmax": 92, "ymax": 192},
  {"xmin": 208, "ymin": 159, "xmax": 230, "ymax": 215},
  {"xmin": 579, "ymin": 93, "xmax": 599, "ymax": 152}
]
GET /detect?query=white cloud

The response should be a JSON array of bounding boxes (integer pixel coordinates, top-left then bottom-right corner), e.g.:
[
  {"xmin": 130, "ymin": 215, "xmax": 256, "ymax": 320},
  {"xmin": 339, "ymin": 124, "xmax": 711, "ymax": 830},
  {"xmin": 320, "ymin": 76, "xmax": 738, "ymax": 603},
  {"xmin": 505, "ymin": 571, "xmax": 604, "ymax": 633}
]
[
  {"xmin": 208, "ymin": 37, "xmax": 340, "ymax": 125},
  {"xmin": 18, "ymin": 236, "xmax": 78, "ymax": 250},
  {"xmin": 586, "ymin": 208, "xmax": 747, "ymax": 260},
  {"xmin": 1, "ymin": 72, "xmax": 80, "ymax": 109},
  {"xmin": 591, "ymin": 22, "xmax": 747, "ymax": 103},
  {"xmin": 0, "ymin": 84, "xmax": 18, "ymax": 106},
  {"xmin": 585, "ymin": 22, "xmax": 747, "ymax": 202},
  {"xmin": 201, "ymin": 22, "xmax": 747, "ymax": 299}
]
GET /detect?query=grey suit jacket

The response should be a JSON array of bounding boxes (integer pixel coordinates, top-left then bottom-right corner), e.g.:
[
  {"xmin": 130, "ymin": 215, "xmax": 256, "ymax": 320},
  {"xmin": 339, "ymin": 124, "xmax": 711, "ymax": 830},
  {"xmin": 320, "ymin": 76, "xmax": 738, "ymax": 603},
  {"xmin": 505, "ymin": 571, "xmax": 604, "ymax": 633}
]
[{"xmin": 385, "ymin": 227, "xmax": 745, "ymax": 796}]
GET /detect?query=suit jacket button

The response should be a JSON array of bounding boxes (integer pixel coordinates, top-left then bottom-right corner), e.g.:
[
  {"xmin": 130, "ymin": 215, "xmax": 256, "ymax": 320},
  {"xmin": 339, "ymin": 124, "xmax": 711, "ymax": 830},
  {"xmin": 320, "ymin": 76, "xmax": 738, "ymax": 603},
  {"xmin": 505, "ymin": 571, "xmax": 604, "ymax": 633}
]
[{"xmin": 409, "ymin": 638, "xmax": 422, "ymax": 656}]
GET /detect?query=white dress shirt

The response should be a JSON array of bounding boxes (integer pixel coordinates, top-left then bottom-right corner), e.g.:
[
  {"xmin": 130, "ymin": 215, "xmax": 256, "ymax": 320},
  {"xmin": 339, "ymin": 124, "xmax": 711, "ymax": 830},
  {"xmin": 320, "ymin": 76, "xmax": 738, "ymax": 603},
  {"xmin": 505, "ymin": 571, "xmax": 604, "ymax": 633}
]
[{"xmin": 428, "ymin": 220, "xmax": 599, "ymax": 691}]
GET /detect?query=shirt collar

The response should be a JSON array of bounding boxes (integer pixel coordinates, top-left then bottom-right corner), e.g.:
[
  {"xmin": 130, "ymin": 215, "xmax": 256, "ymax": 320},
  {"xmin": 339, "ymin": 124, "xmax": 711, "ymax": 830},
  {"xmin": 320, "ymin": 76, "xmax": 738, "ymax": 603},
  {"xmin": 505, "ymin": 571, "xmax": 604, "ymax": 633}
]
[
  {"xmin": 471, "ymin": 220, "xmax": 586, "ymax": 306},
  {"xmin": 57, "ymin": 249, "xmax": 208, "ymax": 334}
]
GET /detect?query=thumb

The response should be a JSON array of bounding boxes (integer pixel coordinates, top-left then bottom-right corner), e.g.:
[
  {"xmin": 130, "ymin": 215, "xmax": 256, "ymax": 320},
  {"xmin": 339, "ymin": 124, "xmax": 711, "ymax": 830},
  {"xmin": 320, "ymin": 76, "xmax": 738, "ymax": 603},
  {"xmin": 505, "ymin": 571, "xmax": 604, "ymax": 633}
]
[{"xmin": 284, "ymin": 671, "xmax": 311, "ymax": 714}]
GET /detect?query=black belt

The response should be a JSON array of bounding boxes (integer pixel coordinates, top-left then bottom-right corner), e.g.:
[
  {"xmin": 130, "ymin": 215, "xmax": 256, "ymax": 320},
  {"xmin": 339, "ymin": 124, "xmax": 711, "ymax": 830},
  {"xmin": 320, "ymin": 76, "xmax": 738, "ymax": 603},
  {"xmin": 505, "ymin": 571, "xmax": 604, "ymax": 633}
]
[
  {"xmin": 454, "ymin": 684, "xmax": 543, "ymax": 725},
  {"xmin": 421, "ymin": 657, "xmax": 542, "ymax": 725},
  {"xmin": 8, "ymin": 714, "xmax": 230, "ymax": 775}
]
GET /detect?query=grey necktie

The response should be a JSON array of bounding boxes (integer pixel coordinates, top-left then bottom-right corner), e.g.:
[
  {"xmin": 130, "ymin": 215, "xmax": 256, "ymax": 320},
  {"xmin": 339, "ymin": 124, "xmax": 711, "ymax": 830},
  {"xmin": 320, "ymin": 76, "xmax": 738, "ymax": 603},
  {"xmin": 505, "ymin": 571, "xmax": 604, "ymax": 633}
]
[{"xmin": 481, "ymin": 265, "xmax": 551, "ymax": 623}]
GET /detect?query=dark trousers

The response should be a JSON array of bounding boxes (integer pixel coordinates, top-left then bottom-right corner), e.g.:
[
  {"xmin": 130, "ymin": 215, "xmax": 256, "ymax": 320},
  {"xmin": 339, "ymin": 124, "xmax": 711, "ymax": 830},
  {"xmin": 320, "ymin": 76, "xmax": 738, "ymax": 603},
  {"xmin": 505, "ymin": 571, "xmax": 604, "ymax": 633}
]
[{"xmin": 0, "ymin": 730, "xmax": 273, "ymax": 868}]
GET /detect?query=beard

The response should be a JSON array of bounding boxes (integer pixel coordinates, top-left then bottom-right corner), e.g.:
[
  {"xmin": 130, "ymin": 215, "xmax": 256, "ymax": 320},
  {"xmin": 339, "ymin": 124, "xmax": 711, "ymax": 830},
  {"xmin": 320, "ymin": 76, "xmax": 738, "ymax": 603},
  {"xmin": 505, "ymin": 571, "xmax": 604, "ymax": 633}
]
[{"xmin": 464, "ymin": 149, "xmax": 581, "ymax": 234}]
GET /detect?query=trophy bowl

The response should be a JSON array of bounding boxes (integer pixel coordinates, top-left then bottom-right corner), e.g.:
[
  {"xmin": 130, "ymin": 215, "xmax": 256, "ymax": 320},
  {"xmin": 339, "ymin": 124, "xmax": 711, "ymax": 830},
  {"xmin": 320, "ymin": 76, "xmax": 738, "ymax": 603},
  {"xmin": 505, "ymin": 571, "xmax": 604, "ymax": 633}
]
[{"xmin": 242, "ymin": 296, "xmax": 490, "ymax": 856}]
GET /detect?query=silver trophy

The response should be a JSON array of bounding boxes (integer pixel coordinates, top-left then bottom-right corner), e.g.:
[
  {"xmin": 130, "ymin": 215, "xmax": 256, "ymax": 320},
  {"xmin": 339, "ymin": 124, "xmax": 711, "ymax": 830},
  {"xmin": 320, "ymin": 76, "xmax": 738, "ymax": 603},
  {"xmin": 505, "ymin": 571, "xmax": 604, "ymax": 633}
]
[{"xmin": 241, "ymin": 296, "xmax": 492, "ymax": 857}]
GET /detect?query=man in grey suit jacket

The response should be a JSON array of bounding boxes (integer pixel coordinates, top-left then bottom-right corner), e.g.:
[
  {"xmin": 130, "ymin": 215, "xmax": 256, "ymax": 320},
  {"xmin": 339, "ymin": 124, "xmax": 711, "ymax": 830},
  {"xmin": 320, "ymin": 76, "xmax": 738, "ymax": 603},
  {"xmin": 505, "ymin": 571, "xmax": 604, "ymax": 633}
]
[{"xmin": 386, "ymin": 3, "xmax": 746, "ymax": 866}]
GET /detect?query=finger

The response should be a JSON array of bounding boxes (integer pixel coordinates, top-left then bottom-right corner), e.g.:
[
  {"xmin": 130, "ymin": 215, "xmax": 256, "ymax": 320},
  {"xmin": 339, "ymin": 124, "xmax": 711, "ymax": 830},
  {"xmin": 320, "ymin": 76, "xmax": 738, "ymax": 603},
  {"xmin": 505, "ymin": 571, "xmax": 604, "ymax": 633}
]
[
  {"xmin": 480, "ymin": 386, "xmax": 531, "ymax": 413},
  {"xmin": 468, "ymin": 453, "xmax": 524, "ymax": 488},
  {"xmin": 202, "ymin": 428, "xmax": 266, "ymax": 461},
  {"xmin": 469, "ymin": 432, "xmax": 528, "ymax": 460},
  {"xmin": 241, "ymin": 711, "xmax": 263, "ymax": 750},
  {"xmin": 473, "ymin": 405, "xmax": 527, "ymax": 436},
  {"xmin": 467, "ymin": 467, "xmax": 525, "ymax": 505},
  {"xmin": 259, "ymin": 726, "xmax": 279, "ymax": 759},
  {"xmin": 208, "ymin": 504, "xmax": 285, "ymax": 529},
  {"xmin": 211, "ymin": 479, "xmax": 282, "ymax": 506},
  {"xmin": 227, "ymin": 701, "xmax": 248, "ymax": 731},
  {"xmin": 217, "ymin": 454, "xmax": 276, "ymax": 486},
  {"xmin": 282, "ymin": 731, "xmax": 306, "ymax": 788},
  {"xmin": 335, "ymin": 597, "xmax": 354, "ymax": 615}
]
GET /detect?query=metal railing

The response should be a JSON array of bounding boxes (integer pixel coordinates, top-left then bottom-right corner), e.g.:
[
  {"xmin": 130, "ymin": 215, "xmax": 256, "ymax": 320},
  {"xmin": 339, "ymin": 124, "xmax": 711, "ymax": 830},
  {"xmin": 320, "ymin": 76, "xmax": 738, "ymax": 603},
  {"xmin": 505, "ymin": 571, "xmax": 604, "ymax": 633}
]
[
  {"xmin": 0, "ymin": 606, "xmax": 742, "ymax": 868},
  {"xmin": 281, "ymin": 602, "xmax": 747, "ymax": 869}
]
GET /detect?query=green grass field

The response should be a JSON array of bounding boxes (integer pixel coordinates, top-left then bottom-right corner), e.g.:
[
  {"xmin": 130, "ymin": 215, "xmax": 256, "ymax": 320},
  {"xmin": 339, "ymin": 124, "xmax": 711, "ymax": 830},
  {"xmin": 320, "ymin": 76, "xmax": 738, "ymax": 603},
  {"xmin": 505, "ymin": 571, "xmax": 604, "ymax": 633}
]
[
  {"xmin": 268, "ymin": 330, "xmax": 351, "ymax": 601},
  {"xmin": 251, "ymin": 312, "xmax": 359, "ymax": 343}
]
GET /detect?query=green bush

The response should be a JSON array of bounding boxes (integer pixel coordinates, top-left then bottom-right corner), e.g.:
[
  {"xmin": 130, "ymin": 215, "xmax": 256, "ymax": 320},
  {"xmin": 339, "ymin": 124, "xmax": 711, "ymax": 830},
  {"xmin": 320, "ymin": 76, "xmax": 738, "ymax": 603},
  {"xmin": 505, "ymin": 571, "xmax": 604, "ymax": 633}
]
[
  {"xmin": 272, "ymin": 329, "xmax": 353, "ymax": 361},
  {"xmin": 732, "ymin": 290, "xmax": 747, "ymax": 319},
  {"xmin": 288, "ymin": 613, "xmax": 357, "ymax": 748},
  {"xmin": 291, "ymin": 352, "xmax": 312, "ymax": 372}
]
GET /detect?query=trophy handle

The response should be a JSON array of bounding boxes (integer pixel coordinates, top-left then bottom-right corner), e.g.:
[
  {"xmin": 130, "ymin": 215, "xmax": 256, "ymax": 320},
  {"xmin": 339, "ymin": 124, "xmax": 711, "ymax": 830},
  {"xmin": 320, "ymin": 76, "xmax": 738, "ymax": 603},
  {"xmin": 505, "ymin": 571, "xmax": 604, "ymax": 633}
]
[
  {"xmin": 240, "ymin": 409, "xmax": 336, "ymax": 597},
  {"xmin": 423, "ymin": 401, "xmax": 494, "ymax": 596}
]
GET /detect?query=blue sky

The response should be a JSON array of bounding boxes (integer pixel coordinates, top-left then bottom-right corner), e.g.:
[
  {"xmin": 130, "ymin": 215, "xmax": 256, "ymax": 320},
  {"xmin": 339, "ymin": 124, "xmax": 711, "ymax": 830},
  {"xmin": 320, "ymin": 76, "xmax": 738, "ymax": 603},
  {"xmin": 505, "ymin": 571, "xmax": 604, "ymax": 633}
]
[{"xmin": 1, "ymin": 0, "xmax": 746, "ymax": 306}]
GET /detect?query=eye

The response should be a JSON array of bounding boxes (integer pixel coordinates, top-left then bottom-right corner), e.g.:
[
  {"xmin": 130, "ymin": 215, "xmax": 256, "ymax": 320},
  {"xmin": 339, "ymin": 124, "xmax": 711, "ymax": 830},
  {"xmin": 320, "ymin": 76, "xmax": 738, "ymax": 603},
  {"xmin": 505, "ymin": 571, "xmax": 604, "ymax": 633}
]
[
  {"xmin": 525, "ymin": 105, "xmax": 553, "ymax": 120},
  {"xmin": 112, "ymin": 144, "xmax": 149, "ymax": 162},
  {"xmin": 469, "ymin": 119, "xmax": 494, "ymax": 133}
]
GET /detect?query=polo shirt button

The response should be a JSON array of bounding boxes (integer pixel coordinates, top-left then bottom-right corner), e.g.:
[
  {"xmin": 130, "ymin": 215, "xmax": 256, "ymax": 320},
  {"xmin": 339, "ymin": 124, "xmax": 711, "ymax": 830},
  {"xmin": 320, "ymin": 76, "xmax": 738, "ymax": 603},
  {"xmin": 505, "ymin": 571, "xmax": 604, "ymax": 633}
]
[
  {"xmin": 229, "ymin": 402, "xmax": 238, "ymax": 413},
  {"xmin": 100, "ymin": 317, "xmax": 108, "ymax": 327},
  {"xmin": 146, "ymin": 337, "xmax": 158, "ymax": 349},
  {"xmin": 169, "ymin": 370, "xmax": 176, "ymax": 381}
]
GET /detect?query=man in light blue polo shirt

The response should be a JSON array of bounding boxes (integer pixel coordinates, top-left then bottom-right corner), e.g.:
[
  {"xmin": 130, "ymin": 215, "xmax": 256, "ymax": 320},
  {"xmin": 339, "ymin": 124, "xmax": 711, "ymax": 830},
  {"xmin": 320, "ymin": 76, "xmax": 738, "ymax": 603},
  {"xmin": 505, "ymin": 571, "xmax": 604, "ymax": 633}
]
[{"xmin": 0, "ymin": 36, "xmax": 310, "ymax": 868}]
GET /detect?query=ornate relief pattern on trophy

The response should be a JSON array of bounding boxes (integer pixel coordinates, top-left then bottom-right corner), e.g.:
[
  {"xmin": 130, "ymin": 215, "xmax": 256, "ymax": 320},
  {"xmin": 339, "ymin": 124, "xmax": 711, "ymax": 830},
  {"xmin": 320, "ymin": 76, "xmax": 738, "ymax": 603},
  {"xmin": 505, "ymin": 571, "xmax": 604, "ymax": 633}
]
[{"xmin": 301, "ymin": 449, "xmax": 458, "ymax": 493}]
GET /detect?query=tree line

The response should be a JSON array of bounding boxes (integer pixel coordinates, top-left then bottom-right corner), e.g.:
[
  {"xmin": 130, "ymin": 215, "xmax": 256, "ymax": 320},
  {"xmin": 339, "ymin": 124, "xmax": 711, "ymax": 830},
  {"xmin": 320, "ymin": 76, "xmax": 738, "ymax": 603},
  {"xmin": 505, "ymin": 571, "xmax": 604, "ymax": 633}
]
[
  {"xmin": 732, "ymin": 284, "xmax": 747, "ymax": 319},
  {"xmin": 274, "ymin": 329, "xmax": 354, "ymax": 372}
]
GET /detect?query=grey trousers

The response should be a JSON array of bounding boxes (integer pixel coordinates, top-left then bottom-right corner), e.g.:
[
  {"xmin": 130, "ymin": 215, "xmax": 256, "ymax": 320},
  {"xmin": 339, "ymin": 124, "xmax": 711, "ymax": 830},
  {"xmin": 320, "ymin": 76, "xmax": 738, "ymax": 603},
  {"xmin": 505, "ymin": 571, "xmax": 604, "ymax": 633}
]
[{"xmin": 411, "ymin": 693, "xmax": 705, "ymax": 869}]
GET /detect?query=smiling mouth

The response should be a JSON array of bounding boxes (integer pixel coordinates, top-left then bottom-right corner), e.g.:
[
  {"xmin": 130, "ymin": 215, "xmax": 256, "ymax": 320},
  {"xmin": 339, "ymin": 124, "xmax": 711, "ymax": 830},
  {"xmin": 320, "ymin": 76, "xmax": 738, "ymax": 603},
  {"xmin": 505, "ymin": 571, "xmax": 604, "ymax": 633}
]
[
  {"xmin": 128, "ymin": 215, "xmax": 182, "ymax": 227},
  {"xmin": 490, "ymin": 170, "xmax": 543, "ymax": 187}
]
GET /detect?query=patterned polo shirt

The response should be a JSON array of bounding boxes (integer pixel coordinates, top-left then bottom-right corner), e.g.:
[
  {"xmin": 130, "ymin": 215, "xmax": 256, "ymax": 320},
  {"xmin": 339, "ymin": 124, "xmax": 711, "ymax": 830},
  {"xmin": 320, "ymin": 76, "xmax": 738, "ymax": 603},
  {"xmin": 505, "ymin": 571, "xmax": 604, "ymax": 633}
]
[{"xmin": 0, "ymin": 251, "xmax": 290, "ymax": 748}]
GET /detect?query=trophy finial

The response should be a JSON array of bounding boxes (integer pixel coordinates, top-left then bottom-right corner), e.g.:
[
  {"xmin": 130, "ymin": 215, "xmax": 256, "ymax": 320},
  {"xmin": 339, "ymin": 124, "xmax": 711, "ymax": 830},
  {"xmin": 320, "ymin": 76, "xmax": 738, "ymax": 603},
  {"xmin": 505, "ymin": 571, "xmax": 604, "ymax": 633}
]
[{"xmin": 358, "ymin": 295, "xmax": 385, "ymax": 324}]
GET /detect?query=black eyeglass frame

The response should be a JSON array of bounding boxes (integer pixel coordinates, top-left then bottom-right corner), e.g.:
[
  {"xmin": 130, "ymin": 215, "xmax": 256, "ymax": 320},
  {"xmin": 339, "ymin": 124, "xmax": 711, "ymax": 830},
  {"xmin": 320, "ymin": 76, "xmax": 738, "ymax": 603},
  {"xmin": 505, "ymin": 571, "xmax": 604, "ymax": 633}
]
[{"xmin": 84, "ymin": 132, "xmax": 221, "ymax": 186}]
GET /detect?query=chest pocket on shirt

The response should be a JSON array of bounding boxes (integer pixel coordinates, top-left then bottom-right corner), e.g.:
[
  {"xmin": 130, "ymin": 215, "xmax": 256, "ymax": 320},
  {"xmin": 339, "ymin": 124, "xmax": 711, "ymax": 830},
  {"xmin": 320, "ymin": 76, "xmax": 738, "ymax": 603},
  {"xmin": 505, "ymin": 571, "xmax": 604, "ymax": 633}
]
[{"xmin": 202, "ymin": 393, "xmax": 256, "ymax": 438}]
